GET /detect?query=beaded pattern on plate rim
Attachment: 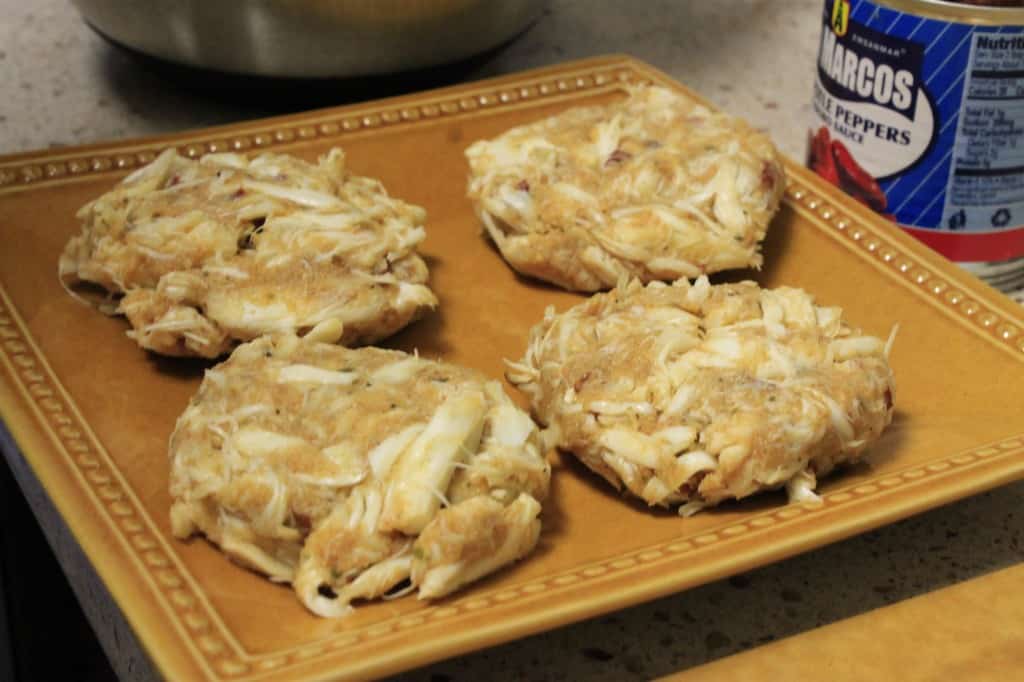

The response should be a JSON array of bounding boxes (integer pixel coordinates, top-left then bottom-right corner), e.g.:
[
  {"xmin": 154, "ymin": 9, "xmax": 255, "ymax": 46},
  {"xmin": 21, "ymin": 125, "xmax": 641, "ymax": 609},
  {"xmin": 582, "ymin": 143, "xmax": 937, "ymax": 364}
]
[
  {"xmin": 0, "ymin": 59, "xmax": 1023, "ymax": 679},
  {"xmin": 786, "ymin": 184, "xmax": 1024, "ymax": 357},
  {"xmin": 0, "ymin": 67, "xmax": 634, "ymax": 190}
]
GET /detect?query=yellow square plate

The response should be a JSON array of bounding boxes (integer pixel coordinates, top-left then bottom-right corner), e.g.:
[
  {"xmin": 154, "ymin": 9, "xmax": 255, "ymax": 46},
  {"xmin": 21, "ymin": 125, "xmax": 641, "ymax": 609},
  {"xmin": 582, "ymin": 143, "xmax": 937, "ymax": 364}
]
[{"xmin": 1, "ymin": 56, "xmax": 1022, "ymax": 681}]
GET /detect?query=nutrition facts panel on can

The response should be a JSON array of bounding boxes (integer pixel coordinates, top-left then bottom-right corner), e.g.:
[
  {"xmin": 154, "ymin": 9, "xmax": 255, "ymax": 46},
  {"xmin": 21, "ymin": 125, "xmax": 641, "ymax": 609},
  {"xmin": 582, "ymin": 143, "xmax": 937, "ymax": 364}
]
[{"xmin": 942, "ymin": 34, "xmax": 1024, "ymax": 232}]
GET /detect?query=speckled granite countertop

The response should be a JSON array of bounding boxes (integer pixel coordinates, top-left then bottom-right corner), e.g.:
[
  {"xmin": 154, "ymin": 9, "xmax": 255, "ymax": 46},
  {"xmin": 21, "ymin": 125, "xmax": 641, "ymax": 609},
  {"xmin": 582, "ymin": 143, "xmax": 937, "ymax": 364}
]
[{"xmin": 1, "ymin": 1, "xmax": 1022, "ymax": 680}]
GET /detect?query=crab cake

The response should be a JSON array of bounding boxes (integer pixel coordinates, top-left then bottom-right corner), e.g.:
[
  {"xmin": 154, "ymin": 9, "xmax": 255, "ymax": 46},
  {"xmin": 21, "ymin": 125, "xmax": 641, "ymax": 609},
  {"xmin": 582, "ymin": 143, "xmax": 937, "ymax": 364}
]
[
  {"xmin": 507, "ymin": 277, "xmax": 895, "ymax": 515},
  {"xmin": 59, "ymin": 147, "xmax": 437, "ymax": 358},
  {"xmin": 465, "ymin": 85, "xmax": 785, "ymax": 292},
  {"xmin": 169, "ymin": 327, "xmax": 550, "ymax": 617}
]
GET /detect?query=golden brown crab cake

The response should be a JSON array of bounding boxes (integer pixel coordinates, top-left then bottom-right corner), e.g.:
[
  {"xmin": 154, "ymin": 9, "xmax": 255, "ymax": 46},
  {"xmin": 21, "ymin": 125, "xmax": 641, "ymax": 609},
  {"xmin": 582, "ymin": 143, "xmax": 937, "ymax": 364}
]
[
  {"xmin": 60, "ymin": 147, "xmax": 437, "ymax": 358},
  {"xmin": 507, "ymin": 277, "xmax": 895, "ymax": 515},
  {"xmin": 465, "ymin": 85, "xmax": 785, "ymax": 292},
  {"xmin": 169, "ymin": 328, "xmax": 550, "ymax": 618}
]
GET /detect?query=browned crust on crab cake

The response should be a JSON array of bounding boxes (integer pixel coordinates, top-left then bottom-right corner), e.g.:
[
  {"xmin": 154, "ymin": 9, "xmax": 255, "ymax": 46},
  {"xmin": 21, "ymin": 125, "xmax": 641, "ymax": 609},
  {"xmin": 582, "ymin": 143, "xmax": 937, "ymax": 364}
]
[
  {"xmin": 507, "ymin": 277, "xmax": 895, "ymax": 514},
  {"xmin": 60, "ymin": 148, "xmax": 436, "ymax": 357},
  {"xmin": 466, "ymin": 85, "xmax": 785, "ymax": 291},
  {"xmin": 169, "ymin": 331, "xmax": 550, "ymax": 617}
]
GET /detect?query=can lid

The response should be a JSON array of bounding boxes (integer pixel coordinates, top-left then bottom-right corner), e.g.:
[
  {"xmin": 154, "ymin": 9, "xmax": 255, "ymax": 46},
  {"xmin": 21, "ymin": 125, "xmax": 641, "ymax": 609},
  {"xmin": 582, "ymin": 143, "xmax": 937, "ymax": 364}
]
[
  {"xmin": 956, "ymin": 1, "xmax": 1024, "ymax": 7},
  {"xmin": 874, "ymin": 0, "xmax": 1024, "ymax": 24}
]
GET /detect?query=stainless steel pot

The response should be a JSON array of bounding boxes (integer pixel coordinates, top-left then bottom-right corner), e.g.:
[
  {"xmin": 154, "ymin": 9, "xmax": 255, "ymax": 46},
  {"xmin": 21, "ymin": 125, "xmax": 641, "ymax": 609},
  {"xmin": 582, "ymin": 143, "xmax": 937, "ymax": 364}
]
[{"xmin": 71, "ymin": 0, "xmax": 546, "ymax": 77}]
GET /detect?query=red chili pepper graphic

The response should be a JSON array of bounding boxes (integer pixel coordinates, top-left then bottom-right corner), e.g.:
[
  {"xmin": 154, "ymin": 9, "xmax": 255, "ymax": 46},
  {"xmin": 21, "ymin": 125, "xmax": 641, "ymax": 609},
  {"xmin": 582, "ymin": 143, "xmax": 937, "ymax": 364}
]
[
  {"xmin": 808, "ymin": 126, "xmax": 840, "ymax": 186},
  {"xmin": 830, "ymin": 139, "xmax": 888, "ymax": 213}
]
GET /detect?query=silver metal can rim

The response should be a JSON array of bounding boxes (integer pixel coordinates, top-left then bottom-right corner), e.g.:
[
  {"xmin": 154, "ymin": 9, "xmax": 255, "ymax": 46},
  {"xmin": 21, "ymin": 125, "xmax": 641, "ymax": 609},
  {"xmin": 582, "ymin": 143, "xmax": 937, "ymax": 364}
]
[{"xmin": 872, "ymin": 0, "xmax": 1024, "ymax": 25}]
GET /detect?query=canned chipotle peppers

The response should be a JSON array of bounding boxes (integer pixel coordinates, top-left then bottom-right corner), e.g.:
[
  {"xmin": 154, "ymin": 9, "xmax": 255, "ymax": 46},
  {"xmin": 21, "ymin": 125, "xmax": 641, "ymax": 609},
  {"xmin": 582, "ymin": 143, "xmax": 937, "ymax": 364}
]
[{"xmin": 809, "ymin": 0, "xmax": 1024, "ymax": 296}]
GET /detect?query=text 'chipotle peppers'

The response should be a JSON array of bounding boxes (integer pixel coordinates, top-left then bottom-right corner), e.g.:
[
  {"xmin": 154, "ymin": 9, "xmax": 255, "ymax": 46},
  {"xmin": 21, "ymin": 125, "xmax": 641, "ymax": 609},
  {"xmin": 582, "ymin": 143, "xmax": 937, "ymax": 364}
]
[{"xmin": 809, "ymin": 0, "xmax": 1024, "ymax": 297}]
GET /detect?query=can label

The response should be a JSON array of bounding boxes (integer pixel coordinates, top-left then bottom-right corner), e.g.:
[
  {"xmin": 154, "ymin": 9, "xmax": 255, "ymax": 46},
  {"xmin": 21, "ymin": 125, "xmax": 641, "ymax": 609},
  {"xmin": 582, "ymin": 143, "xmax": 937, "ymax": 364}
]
[{"xmin": 810, "ymin": 0, "xmax": 1024, "ymax": 267}]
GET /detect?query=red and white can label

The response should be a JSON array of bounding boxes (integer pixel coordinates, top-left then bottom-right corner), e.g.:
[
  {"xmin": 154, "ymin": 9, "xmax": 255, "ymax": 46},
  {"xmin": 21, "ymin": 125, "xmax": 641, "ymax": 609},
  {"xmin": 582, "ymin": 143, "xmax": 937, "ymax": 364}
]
[{"xmin": 810, "ymin": 0, "xmax": 1024, "ymax": 270}]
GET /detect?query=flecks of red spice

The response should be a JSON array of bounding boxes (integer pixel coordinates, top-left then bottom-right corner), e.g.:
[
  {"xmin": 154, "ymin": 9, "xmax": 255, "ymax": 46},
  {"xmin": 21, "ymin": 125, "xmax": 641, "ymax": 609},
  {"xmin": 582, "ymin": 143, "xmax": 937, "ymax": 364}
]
[
  {"xmin": 761, "ymin": 162, "xmax": 777, "ymax": 191},
  {"xmin": 679, "ymin": 471, "xmax": 708, "ymax": 497},
  {"xmin": 573, "ymin": 371, "xmax": 592, "ymax": 393},
  {"xmin": 604, "ymin": 149, "xmax": 632, "ymax": 167}
]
